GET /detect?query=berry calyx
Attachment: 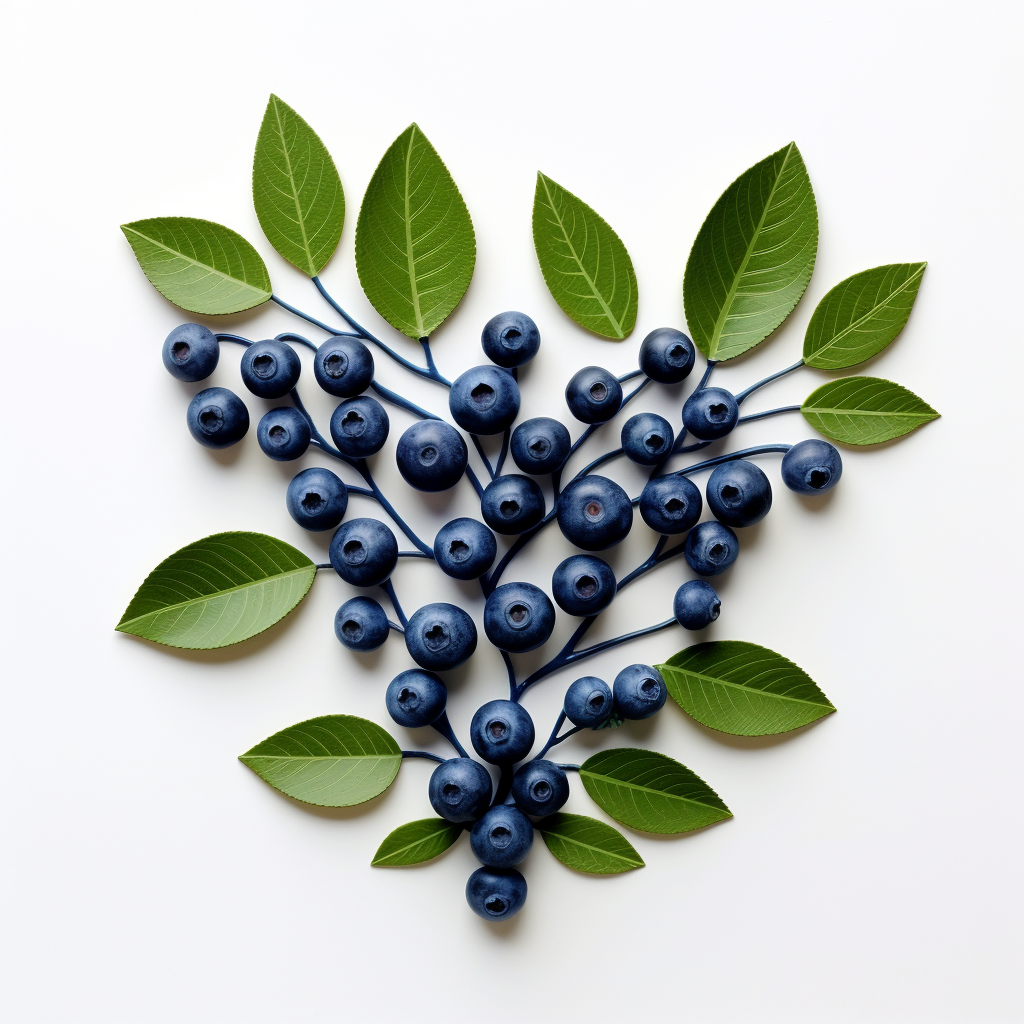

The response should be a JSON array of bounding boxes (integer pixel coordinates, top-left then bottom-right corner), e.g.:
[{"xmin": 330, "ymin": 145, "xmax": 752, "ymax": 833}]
[
  {"xmin": 639, "ymin": 475, "xmax": 702, "ymax": 534},
  {"xmin": 510, "ymin": 417, "xmax": 571, "ymax": 475},
  {"xmin": 470, "ymin": 699, "xmax": 536, "ymax": 764},
  {"xmin": 470, "ymin": 805, "xmax": 534, "ymax": 867},
  {"xmin": 556, "ymin": 475, "xmax": 633, "ymax": 551},
  {"xmin": 551, "ymin": 554, "xmax": 616, "ymax": 616},
  {"xmin": 257, "ymin": 407, "xmax": 311, "ymax": 461},
  {"xmin": 404, "ymin": 603, "xmax": 478, "ymax": 671},
  {"xmin": 186, "ymin": 387, "xmax": 249, "ymax": 449},
  {"xmin": 433, "ymin": 518, "xmax": 497, "ymax": 580},
  {"xmin": 396, "ymin": 420, "xmax": 468, "ymax": 491},
  {"xmin": 480, "ymin": 475, "xmax": 546, "ymax": 535},
  {"xmin": 511, "ymin": 760, "xmax": 569, "ymax": 815},
  {"xmin": 162, "ymin": 323, "xmax": 219, "ymax": 382},
  {"xmin": 329, "ymin": 518, "xmax": 398, "ymax": 586},
  {"xmin": 782, "ymin": 439, "xmax": 843, "ymax": 494},
  {"xmin": 564, "ymin": 675, "xmax": 614, "ymax": 728},
  {"xmin": 682, "ymin": 386, "xmax": 739, "ymax": 440},
  {"xmin": 313, "ymin": 337, "xmax": 374, "ymax": 397},
  {"xmin": 481, "ymin": 311, "xmax": 541, "ymax": 368},
  {"xmin": 673, "ymin": 580, "xmax": 721, "ymax": 630},
  {"xmin": 484, "ymin": 583, "xmax": 555, "ymax": 653},
  {"xmin": 385, "ymin": 669, "xmax": 447, "ymax": 728},
  {"xmin": 638, "ymin": 328, "xmax": 695, "ymax": 383},
  {"xmin": 335, "ymin": 597, "xmax": 391, "ymax": 652},
  {"xmin": 286, "ymin": 467, "xmax": 348, "ymax": 531},
  {"xmin": 684, "ymin": 520, "xmax": 739, "ymax": 576},
  {"xmin": 240, "ymin": 340, "xmax": 301, "ymax": 399},
  {"xmin": 613, "ymin": 663, "xmax": 667, "ymax": 720},
  {"xmin": 706, "ymin": 461, "xmax": 772, "ymax": 527},
  {"xmin": 465, "ymin": 866, "xmax": 527, "ymax": 921},
  {"xmin": 621, "ymin": 411, "xmax": 674, "ymax": 465},
  {"xmin": 449, "ymin": 365, "xmax": 521, "ymax": 434},
  {"xmin": 565, "ymin": 366, "xmax": 622, "ymax": 423},
  {"xmin": 329, "ymin": 396, "xmax": 390, "ymax": 458},
  {"xmin": 429, "ymin": 758, "xmax": 493, "ymax": 823}
]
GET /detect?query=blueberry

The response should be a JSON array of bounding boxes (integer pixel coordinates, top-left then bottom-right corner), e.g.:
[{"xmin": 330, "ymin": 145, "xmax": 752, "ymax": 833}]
[
  {"xmin": 483, "ymin": 583, "xmax": 555, "ymax": 653},
  {"xmin": 470, "ymin": 699, "xmax": 536, "ymax": 764},
  {"xmin": 395, "ymin": 420, "xmax": 468, "ymax": 491},
  {"xmin": 511, "ymin": 760, "xmax": 569, "ymax": 816},
  {"xmin": 564, "ymin": 676, "xmax": 614, "ymax": 728},
  {"xmin": 556, "ymin": 475, "xmax": 633, "ymax": 551},
  {"xmin": 404, "ymin": 603, "xmax": 478, "ymax": 671},
  {"xmin": 782, "ymin": 439, "xmax": 843, "ymax": 495},
  {"xmin": 256, "ymin": 407, "xmax": 311, "ymax": 461},
  {"xmin": 313, "ymin": 337, "xmax": 374, "ymax": 397},
  {"xmin": 621, "ymin": 412, "xmax": 674, "ymax": 465},
  {"xmin": 240, "ymin": 340, "xmax": 301, "ymax": 399},
  {"xmin": 449, "ymin": 366, "xmax": 521, "ymax": 434},
  {"xmin": 334, "ymin": 597, "xmax": 390, "ymax": 652},
  {"xmin": 433, "ymin": 518, "xmax": 497, "ymax": 580},
  {"xmin": 638, "ymin": 328, "xmax": 695, "ymax": 384},
  {"xmin": 639, "ymin": 475, "xmax": 702, "ymax": 534},
  {"xmin": 385, "ymin": 669, "xmax": 447, "ymax": 728},
  {"xmin": 186, "ymin": 387, "xmax": 249, "ymax": 449},
  {"xmin": 329, "ymin": 396, "xmax": 390, "ymax": 458},
  {"xmin": 286, "ymin": 467, "xmax": 348, "ymax": 531},
  {"xmin": 551, "ymin": 554, "xmax": 616, "ymax": 616},
  {"xmin": 466, "ymin": 866, "xmax": 527, "ymax": 921},
  {"xmin": 429, "ymin": 758, "xmax": 493, "ymax": 823},
  {"xmin": 510, "ymin": 417, "xmax": 571, "ymax": 475},
  {"xmin": 613, "ymin": 663, "xmax": 667, "ymax": 720},
  {"xmin": 329, "ymin": 518, "xmax": 398, "ymax": 586},
  {"xmin": 673, "ymin": 580, "xmax": 721, "ymax": 630},
  {"xmin": 471, "ymin": 806, "xmax": 534, "ymax": 868},
  {"xmin": 480, "ymin": 475, "xmax": 546, "ymax": 535},
  {"xmin": 684, "ymin": 521, "xmax": 739, "ymax": 576},
  {"xmin": 682, "ymin": 386, "xmax": 739, "ymax": 440},
  {"xmin": 162, "ymin": 323, "xmax": 219, "ymax": 381},
  {"xmin": 565, "ymin": 366, "xmax": 623, "ymax": 424},
  {"xmin": 706, "ymin": 461, "xmax": 772, "ymax": 527},
  {"xmin": 481, "ymin": 311, "xmax": 541, "ymax": 368}
]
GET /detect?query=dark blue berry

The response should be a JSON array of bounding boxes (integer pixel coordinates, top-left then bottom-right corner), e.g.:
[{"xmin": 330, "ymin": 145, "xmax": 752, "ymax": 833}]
[
  {"xmin": 433, "ymin": 518, "xmax": 497, "ymax": 580},
  {"xmin": 395, "ymin": 420, "xmax": 468, "ymax": 491},
  {"xmin": 511, "ymin": 760, "xmax": 569, "ymax": 815},
  {"xmin": 385, "ymin": 669, "xmax": 447, "ymax": 727},
  {"xmin": 429, "ymin": 758, "xmax": 493, "ymax": 823},
  {"xmin": 639, "ymin": 328, "xmax": 695, "ymax": 384},
  {"xmin": 556, "ymin": 475, "xmax": 633, "ymax": 550},
  {"xmin": 286, "ymin": 467, "xmax": 348, "ymax": 530},
  {"xmin": 551, "ymin": 554, "xmax": 616, "ymax": 616},
  {"xmin": 621, "ymin": 412, "xmax": 674, "ymax": 465},
  {"xmin": 471, "ymin": 806, "xmax": 534, "ymax": 867},
  {"xmin": 782, "ymin": 439, "xmax": 843, "ymax": 494},
  {"xmin": 684, "ymin": 520, "xmax": 739, "ymax": 576},
  {"xmin": 480, "ymin": 475, "xmax": 545, "ymax": 535},
  {"xmin": 483, "ymin": 583, "xmax": 555, "ymax": 653},
  {"xmin": 639, "ymin": 475, "xmax": 702, "ymax": 534},
  {"xmin": 564, "ymin": 676, "xmax": 613, "ymax": 728},
  {"xmin": 613, "ymin": 663, "xmax": 667, "ymax": 720},
  {"xmin": 466, "ymin": 866, "xmax": 527, "ymax": 921},
  {"xmin": 470, "ymin": 699, "xmax": 536, "ymax": 764},
  {"xmin": 682, "ymin": 386, "xmax": 739, "ymax": 440},
  {"xmin": 404, "ymin": 602, "xmax": 478, "ymax": 671},
  {"xmin": 240, "ymin": 340, "xmax": 301, "ymax": 399},
  {"xmin": 257, "ymin": 407, "xmax": 311, "ymax": 461},
  {"xmin": 565, "ymin": 366, "xmax": 622, "ymax": 424},
  {"xmin": 481, "ymin": 311, "xmax": 540, "ymax": 368},
  {"xmin": 510, "ymin": 417, "xmax": 571, "ymax": 474},
  {"xmin": 449, "ymin": 366, "xmax": 521, "ymax": 434},
  {"xmin": 334, "ymin": 597, "xmax": 390, "ymax": 651},
  {"xmin": 186, "ymin": 387, "xmax": 249, "ymax": 448},
  {"xmin": 313, "ymin": 337, "xmax": 374, "ymax": 397},
  {"xmin": 329, "ymin": 518, "xmax": 398, "ymax": 586},
  {"xmin": 329, "ymin": 396, "xmax": 389, "ymax": 458},
  {"xmin": 162, "ymin": 323, "xmax": 219, "ymax": 381},
  {"xmin": 706, "ymin": 461, "xmax": 772, "ymax": 527},
  {"xmin": 673, "ymin": 580, "xmax": 721, "ymax": 630}
]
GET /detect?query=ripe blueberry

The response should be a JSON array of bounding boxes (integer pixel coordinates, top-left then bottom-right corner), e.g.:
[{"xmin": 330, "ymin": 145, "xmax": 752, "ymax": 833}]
[
  {"xmin": 329, "ymin": 396, "xmax": 390, "ymax": 458},
  {"xmin": 706, "ymin": 461, "xmax": 772, "ymax": 527},
  {"xmin": 510, "ymin": 417, "xmax": 571, "ymax": 475},
  {"xmin": 639, "ymin": 475, "xmax": 702, "ymax": 534},
  {"xmin": 682, "ymin": 386, "xmax": 739, "ymax": 440},
  {"xmin": 551, "ymin": 554, "xmax": 616, "ymax": 616},
  {"xmin": 782, "ymin": 439, "xmax": 843, "ymax": 494},
  {"xmin": 404, "ymin": 603, "xmax": 478, "ymax": 671},
  {"xmin": 621, "ymin": 412, "xmax": 675, "ymax": 465},
  {"xmin": 286, "ymin": 467, "xmax": 348, "ymax": 530},
  {"xmin": 613, "ymin": 663, "xmax": 667, "ymax": 720},
  {"xmin": 334, "ymin": 597, "xmax": 391, "ymax": 652},
  {"xmin": 511, "ymin": 760, "xmax": 569, "ymax": 816},
  {"xmin": 429, "ymin": 758, "xmax": 493, "ymax": 823},
  {"xmin": 480, "ymin": 475, "xmax": 546, "ymax": 535},
  {"xmin": 162, "ymin": 323, "xmax": 219, "ymax": 381},
  {"xmin": 449, "ymin": 366, "xmax": 521, "ymax": 434},
  {"xmin": 433, "ymin": 518, "xmax": 497, "ymax": 580},
  {"xmin": 313, "ymin": 337, "xmax": 374, "ymax": 397},
  {"xmin": 385, "ymin": 669, "xmax": 447, "ymax": 728},
  {"xmin": 481, "ymin": 311, "xmax": 541, "ymax": 368},
  {"xmin": 673, "ymin": 580, "xmax": 721, "ymax": 630},
  {"xmin": 240, "ymin": 340, "xmax": 301, "ymax": 399},
  {"xmin": 484, "ymin": 583, "xmax": 555, "ymax": 653},
  {"xmin": 329, "ymin": 518, "xmax": 398, "ymax": 586},
  {"xmin": 471, "ymin": 699, "xmax": 536, "ymax": 764},
  {"xmin": 257, "ymin": 407, "xmax": 311, "ymax": 461},
  {"xmin": 395, "ymin": 420, "xmax": 468, "ymax": 491},
  {"xmin": 471, "ymin": 806, "xmax": 534, "ymax": 868},
  {"xmin": 466, "ymin": 866, "xmax": 527, "ymax": 921},
  {"xmin": 684, "ymin": 520, "xmax": 739, "ymax": 576},
  {"xmin": 565, "ymin": 366, "xmax": 622, "ymax": 423},
  {"xmin": 638, "ymin": 328, "xmax": 695, "ymax": 383},
  {"xmin": 556, "ymin": 475, "xmax": 633, "ymax": 550},
  {"xmin": 186, "ymin": 387, "xmax": 249, "ymax": 449},
  {"xmin": 564, "ymin": 675, "xmax": 614, "ymax": 728}
]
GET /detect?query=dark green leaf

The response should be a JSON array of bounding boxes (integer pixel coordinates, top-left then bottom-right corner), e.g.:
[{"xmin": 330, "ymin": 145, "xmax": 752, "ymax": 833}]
[
  {"xmin": 121, "ymin": 217, "xmax": 271, "ymax": 314},
  {"xmin": 802, "ymin": 376, "xmax": 940, "ymax": 445},
  {"xmin": 372, "ymin": 818, "xmax": 463, "ymax": 866},
  {"xmin": 537, "ymin": 813, "xmax": 644, "ymax": 874},
  {"xmin": 532, "ymin": 173, "xmax": 637, "ymax": 340},
  {"xmin": 116, "ymin": 532, "xmax": 315, "ymax": 649},
  {"xmin": 253, "ymin": 94, "xmax": 345, "ymax": 277},
  {"xmin": 684, "ymin": 143, "xmax": 817, "ymax": 361},
  {"xmin": 803, "ymin": 263, "xmax": 927, "ymax": 369},
  {"xmin": 355, "ymin": 124, "xmax": 475, "ymax": 339},
  {"xmin": 658, "ymin": 641, "xmax": 835, "ymax": 737},
  {"xmin": 579, "ymin": 749, "xmax": 731, "ymax": 835},
  {"xmin": 240, "ymin": 715, "xmax": 401, "ymax": 807}
]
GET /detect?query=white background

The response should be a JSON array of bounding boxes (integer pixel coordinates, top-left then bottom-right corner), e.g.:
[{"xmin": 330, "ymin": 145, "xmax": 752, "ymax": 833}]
[{"xmin": 1, "ymin": 1, "xmax": 1021, "ymax": 1021}]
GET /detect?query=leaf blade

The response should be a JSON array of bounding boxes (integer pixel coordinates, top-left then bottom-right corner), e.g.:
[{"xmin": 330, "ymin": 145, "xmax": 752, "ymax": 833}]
[
  {"xmin": 537, "ymin": 813, "xmax": 644, "ymax": 874},
  {"xmin": 372, "ymin": 818, "xmax": 463, "ymax": 867},
  {"xmin": 802, "ymin": 376, "xmax": 940, "ymax": 445}
]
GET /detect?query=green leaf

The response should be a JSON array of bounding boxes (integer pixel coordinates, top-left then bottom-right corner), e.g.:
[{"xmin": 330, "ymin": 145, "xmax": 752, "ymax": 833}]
[
  {"xmin": 802, "ymin": 376, "xmax": 940, "ymax": 445},
  {"xmin": 355, "ymin": 124, "xmax": 475, "ymax": 339},
  {"xmin": 658, "ymin": 641, "xmax": 835, "ymax": 737},
  {"xmin": 252, "ymin": 94, "xmax": 345, "ymax": 277},
  {"xmin": 684, "ymin": 143, "xmax": 817, "ymax": 361},
  {"xmin": 116, "ymin": 532, "xmax": 315, "ymax": 649},
  {"xmin": 803, "ymin": 263, "xmax": 927, "ymax": 369},
  {"xmin": 121, "ymin": 217, "xmax": 272, "ymax": 315},
  {"xmin": 532, "ymin": 173, "xmax": 637, "ymax": 340},
  {"xmin": 372, "ymin": 818, "xmax": 463, "ymax": 867},
  {"xmin": 579, "ymin": 749, "xmax": 731, "ymax": 835},
  {"xmin": 240, "ymin": 715, "xmax": 401, "ymax": 807},
  {"xmin": 537, "ymin": 813, "xmax": 644, "ymax": 874}
]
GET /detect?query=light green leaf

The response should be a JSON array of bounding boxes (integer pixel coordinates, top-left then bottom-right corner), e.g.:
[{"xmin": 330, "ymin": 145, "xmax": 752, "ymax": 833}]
[
  {"xmin": 121, "ymin": 217, "xmax": 271, "ymax": 315},
  {"xmin": 372, "ymin": 818, "xmax": 463, "ymax": 867},
  {"xmin": 355, "ymin": 124, "xmax": 475, "ymax": 339},
  {"xmin": 253, "ymin": 94, "xmax": 345, "ymax": 277},
  {"xmin": 802, "ymin": 376, "xmax": 940, "ymax": 445},
  {"xmin": 240, "ymin": 715, "xmax": 401, "ymax": 807},
  {"xmin": 684, "ymin": 143, "xmax": 817, "ymax": 361},
  {"xmin": 537, "ymin": 813, "xmax": 644, "ymax": 874},
  {"xmin": 580, "ymin": 749, "xmax": 731, "ymax": 835},
  {"xmin": 804, "ymin": 263, "xmax": 927, "ymax": 369},
  {"xmin": 532, "ymin": 173, "xmax": 637, "ymax": 340},
  {"xmin": 116, "ymin": 532, "xmax": 315, "ymax": 649},
  {"xmin": 658, "ymin": 641, "xmax": 835, "ymax": 737}
]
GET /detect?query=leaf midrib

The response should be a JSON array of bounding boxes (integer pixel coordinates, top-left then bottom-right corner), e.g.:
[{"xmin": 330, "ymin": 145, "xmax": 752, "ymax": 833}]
[
  {"xmin": 665, "ymin": 667, "xmax": 833, "ymax": 709},
  {"xmin": 541, "ymin": 830, "xmax": 642, "ymax": 866},
  {"xmin": 374, "ymin": 825, "xmax": 457, "ymax": 864},
  {"xmin": 404, "ymin": 127, "xmax": 425, "ymax": 337},
  {"xmin": 580, "ymin": 771, "xmax": 728, "ymax": 812},
  {"xmin": 270, "ymin": 96, "xmax": 314, "ymax": 276},
  {"xmin": 241, "ymin": 753, "xmax": 400, "ymax": 763},
  {"xmin": 804, "ymin": 405, "xmax": 936, "ymax": 419}
]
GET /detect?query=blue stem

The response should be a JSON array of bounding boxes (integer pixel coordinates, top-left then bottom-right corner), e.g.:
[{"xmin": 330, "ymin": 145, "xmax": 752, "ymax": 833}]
[
  {"xmin": 471, "ymin": 434, "xmax": 495, "ymax": 479},
  {"xmin": 274, "ymin": 331, "xmax": 319, "ymax": 353},
  {"xmin": 737, "ymin": 405, "xmax": 802, "ymax": 424},
  {"xmin": 369, "ymin": 381, "xmax": 441, "ymax": 421},
  {"xmin": 388, "ymin": 620, "xmax": 405, "ymax": 634},
  {"xmin": 402, "ymin": 750, "xmax": 447, "ymax": 764},
  {"xmin": 671, "ymin": 444, "xmax": 793, "ymax": 478},
  {"xmin": 618, "ymin": 368, "xmax": 645, "ymax": 383},
  {"xmin": 272, "ymin": 294, "xmax": 347, "ymax": 336},
  {"xmin": 734, "ymin": 360, "xmax": 804, "ymax": 403},
  {"xmin": 215, "ymin": 333, "xmax": 252, "ymax": 346},
  {"xmin": 501, "ymin": 651, "xmax": 518, "ymax": 699},
  {"xmin": 432, "ymin": 712, "xmax": 470, "ymax": 759},
  {"xmin": 494, "ymin": 429, "xmax": 510, "ymax": 476},
  {"xmin": 465, "ymin": 465, "xmax": 485, "ymax": 499},
  {"xmin": 379, "ymin": 578, "xmax": 408, "ymax": 627},
  {"xmin": 354, "ymin": 459, "xmax": 433, "ymax": 555}
]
